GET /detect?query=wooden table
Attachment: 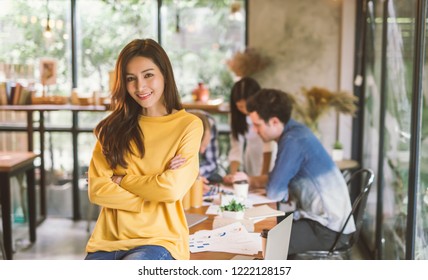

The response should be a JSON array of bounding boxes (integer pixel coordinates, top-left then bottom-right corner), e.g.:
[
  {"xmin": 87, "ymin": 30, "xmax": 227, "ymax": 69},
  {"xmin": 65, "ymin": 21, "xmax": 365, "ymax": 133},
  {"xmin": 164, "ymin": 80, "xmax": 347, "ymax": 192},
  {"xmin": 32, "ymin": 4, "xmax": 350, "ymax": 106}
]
[
  {"xmin": 183, "ymin": 99, "xmax": 229, "ymax": 115},
  {"xmin": 186, "ymin": 204, "xmax": 277, "ymax": 260},
  {"xmin": 0, "ymin": 151, "xmax": 38, "ymax": 259},
  {"xmin": 336, "ymin": 159, "xmax": 359, "ymax": 172}
]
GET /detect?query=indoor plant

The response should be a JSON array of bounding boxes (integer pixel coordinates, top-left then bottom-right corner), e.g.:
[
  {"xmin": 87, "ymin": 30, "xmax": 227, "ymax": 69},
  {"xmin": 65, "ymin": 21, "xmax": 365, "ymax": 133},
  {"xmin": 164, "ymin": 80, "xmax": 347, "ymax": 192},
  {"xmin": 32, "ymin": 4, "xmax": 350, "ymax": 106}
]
[
  {"xmin": 220, "ymin": 199, "xmax": 246, "ymax": 220},
  {"xmin": 332, "ymin": 140, "xmax": 344, "ymax": 161},
  {"xmin": 291, "ymin": 86, "xmax": 358, "ymax": 136},
  {"xmin": 226, "ymin": 48, "xmax": 270, "ymax": 78}
]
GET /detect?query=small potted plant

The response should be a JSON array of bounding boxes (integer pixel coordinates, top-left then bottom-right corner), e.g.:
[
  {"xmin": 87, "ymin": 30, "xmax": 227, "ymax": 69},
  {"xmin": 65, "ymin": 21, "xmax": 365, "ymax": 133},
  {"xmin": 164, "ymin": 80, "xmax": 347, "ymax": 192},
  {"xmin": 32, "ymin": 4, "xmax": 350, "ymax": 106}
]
[
  {"xmin": 220, "ymin": 199, "xmax": 246, "ymax": 220},
  {"xmin": 332, "ymin": 140, "xmax": 344, "ymax": 161}
]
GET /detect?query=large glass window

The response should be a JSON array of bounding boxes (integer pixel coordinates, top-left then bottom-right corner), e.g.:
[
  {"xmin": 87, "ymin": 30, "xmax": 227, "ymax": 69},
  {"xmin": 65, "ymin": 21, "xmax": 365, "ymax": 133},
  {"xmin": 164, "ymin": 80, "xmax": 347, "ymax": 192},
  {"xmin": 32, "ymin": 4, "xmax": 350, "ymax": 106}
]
[
  {"xmin": 381, "ymin": 0, "xmax": 415, "ymax": 259},
  {"xmin": 0, "ymin": 0, "xmax": 71, "ymax": 96},
  {"xmin": 76, "ymin": 0, "xmax": 157, "ymax": 97},
  {"xmin": 360, "ymin": 0, "xmax": 420, "ymax": 259},
  {"xmin": 161, "ymin": 0, "xmax": 244, "ymax": 101},
  {"xmin": 0, "ymin": 0, "xmax": 246, "ymax": 220},
  {"xmin": 0, "ymin": 0, "xmax": 245, "ymax": 100}
]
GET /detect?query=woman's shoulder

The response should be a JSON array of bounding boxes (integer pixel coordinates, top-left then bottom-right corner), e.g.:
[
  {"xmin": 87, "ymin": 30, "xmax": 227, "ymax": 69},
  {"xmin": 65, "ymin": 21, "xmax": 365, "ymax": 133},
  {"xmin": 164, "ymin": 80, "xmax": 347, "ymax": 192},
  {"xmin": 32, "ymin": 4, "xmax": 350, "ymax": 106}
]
[
  {"xmin": 180, "ymin": 109, "xmax": 201, "ymax": 122},
  {"xmin": 175, "ymin": 109, "xmax": 203, "ymax": 128}
]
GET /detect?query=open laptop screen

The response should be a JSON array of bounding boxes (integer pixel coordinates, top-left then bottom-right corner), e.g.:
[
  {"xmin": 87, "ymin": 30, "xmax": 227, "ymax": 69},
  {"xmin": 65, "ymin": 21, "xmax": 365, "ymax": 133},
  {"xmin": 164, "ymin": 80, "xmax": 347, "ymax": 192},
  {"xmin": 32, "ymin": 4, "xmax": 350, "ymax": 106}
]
[{"xmin": 264, "ymin": 212, "xmax": 293, "ymax": 260}]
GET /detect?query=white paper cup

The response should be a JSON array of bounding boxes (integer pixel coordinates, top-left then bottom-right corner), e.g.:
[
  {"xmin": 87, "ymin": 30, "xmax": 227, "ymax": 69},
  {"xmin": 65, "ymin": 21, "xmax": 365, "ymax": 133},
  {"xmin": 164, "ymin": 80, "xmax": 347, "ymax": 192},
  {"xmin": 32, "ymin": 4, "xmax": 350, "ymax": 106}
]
[{"xmin": 233, "ymin": 182, "xmax": 249, "ymax": 202}]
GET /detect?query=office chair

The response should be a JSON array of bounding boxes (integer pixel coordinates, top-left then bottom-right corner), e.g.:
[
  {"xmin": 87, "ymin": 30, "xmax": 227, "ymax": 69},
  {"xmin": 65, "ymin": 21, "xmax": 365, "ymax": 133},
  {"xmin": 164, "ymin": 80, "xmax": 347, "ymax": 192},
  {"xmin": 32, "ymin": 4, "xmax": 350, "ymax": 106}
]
[{"xmin": 293, "ymin": 168, "xmax": 375, "ymax": 260}]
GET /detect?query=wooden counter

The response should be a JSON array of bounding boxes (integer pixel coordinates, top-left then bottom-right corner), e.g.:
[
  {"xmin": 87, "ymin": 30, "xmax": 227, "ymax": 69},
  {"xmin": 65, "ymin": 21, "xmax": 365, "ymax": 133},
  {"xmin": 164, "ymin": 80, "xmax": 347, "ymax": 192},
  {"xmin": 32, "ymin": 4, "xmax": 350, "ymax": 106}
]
[{"xmin": 182, "ymin": 99, "xmax": 229, "ymax": 114}]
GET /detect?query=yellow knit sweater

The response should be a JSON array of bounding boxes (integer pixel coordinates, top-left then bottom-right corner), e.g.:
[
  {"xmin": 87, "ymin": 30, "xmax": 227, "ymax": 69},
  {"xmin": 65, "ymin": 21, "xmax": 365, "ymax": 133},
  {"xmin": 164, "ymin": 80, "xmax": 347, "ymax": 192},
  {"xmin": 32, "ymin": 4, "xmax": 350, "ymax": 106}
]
[{"xmin": 86, "ymin": 109, "xmax": 202, "ymax": 260}]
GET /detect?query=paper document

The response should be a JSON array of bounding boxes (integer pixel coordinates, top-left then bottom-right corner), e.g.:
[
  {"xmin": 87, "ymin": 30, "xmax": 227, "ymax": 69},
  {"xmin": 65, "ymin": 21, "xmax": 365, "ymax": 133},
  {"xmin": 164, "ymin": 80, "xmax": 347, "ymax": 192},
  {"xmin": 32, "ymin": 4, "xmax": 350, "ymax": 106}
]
[{"xmin": 189, "ymin": 222, "xmax": 261, "ymax": 255}]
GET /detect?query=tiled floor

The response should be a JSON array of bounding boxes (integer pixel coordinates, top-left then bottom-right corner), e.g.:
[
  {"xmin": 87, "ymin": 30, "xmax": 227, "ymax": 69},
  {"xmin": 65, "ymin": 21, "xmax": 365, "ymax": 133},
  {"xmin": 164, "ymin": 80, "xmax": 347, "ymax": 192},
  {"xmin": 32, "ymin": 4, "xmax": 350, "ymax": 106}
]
[
  {"xmin": 8, "ymin": 218, "xmax": 89, "ymax": 260},
  {"xmin": 2, "ymin": 217, "xmax": 367, "ymax": 260}
]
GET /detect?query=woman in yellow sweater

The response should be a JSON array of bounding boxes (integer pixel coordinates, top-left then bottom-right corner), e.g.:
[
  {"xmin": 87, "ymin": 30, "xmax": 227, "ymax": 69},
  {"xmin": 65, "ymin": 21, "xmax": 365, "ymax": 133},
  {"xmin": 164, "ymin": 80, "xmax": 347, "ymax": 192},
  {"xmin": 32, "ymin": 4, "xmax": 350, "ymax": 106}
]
[{"xmin": 85, "ymin": 39, "xmax": 203, "ymax": 260}]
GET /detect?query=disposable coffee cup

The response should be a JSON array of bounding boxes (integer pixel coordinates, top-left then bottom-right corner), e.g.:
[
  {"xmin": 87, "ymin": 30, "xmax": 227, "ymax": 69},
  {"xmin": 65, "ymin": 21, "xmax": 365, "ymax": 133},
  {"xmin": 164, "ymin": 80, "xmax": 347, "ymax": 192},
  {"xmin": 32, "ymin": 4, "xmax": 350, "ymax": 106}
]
[
  {"xmin": 182, "ymin": 190, "xmax": 191, "ymax": 210},
  {"xmin": 233, "ymin": 180, "xmax": 249, "ymax": 202},
  {"xmin": 190, "ymin": 178, "xmax": 203, "ymax": 208},
  {"xmin": 260, "ymin": 228, "xmax": 269, "ymax": 259}
]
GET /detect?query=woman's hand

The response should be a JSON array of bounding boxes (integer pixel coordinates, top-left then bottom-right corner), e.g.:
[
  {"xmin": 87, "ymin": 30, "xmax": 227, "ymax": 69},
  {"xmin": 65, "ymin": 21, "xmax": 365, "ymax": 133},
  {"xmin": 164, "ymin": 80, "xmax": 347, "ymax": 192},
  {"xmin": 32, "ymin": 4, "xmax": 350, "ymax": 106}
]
[
  {"xmin": 111, "ymin": 175, "xmax": 124, "ymax": 185},
  {"xmin": 168, "ymin": 154, "xmax": 186, "ymax": 170},
  {"xmin": 222, "ymin": 174, "xmax": 235, "ymax": 185}
]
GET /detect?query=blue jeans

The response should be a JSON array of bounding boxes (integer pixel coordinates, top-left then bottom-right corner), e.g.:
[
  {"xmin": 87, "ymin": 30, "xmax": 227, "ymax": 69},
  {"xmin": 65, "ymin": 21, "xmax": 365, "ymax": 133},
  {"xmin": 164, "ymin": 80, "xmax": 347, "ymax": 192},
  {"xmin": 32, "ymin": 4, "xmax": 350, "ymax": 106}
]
[{"xmin": 84, "ymin": 245, "xmax": 175, "ymax": 260}]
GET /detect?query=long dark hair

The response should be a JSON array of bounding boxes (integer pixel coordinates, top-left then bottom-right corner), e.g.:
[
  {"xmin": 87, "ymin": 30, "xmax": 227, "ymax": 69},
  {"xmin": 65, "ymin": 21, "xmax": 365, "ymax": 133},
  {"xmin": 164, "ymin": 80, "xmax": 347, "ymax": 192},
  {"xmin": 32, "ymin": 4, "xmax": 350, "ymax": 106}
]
[
  {"xmin": 95, "ymin": 38, "xmax": 182, "ymax": 168},
  {"xmin": 230, "ymin": 77, "xmax": 261, "ymax": 140}
]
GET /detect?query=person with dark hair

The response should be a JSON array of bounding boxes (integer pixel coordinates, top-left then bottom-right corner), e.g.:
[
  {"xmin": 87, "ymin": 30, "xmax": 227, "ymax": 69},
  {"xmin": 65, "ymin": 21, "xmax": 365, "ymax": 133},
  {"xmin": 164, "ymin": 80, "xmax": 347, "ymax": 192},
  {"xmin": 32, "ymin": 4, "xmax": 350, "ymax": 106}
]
[
  {"xmin": 223, "ymin": 77, "xmax": 276, "ymax": 184},
  {"xmin": 85, "ymin": 38, "xmax": 203, "ymax": 260},
  {"xmin": 231, "ymin": 88, "xmax": 355, "ymax": 256}
]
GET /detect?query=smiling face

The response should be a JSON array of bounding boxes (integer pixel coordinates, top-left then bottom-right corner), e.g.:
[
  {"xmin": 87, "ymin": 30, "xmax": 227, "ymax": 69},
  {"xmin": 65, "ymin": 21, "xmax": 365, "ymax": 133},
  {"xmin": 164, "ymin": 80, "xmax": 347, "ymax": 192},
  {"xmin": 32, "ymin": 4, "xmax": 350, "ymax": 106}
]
[{"xmin": 125, "ymin": 56, "xmax": 166, "ymax": 116}]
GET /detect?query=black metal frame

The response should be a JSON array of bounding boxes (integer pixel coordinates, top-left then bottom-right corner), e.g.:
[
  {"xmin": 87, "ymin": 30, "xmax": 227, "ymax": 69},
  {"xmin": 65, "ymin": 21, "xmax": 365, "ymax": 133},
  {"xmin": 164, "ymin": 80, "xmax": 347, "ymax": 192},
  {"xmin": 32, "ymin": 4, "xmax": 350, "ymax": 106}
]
[
  {"xmin": 406, "ymin": 0, "xmax": 426, "ymax": 260},
  {"xmin": 354, "ymin": 0, "xmax": 428, "ymax": 260},
  {"xmin": 374, "ymin": 0, "xmax": 389, "ymax": 260}
]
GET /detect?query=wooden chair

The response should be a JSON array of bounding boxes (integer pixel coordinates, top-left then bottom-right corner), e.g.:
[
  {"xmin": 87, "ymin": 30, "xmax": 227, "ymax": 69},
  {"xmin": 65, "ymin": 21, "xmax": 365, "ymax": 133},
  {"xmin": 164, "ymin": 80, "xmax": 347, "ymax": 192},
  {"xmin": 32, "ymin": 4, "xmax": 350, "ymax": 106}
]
[{"xmin": 293, "ymin": 168, "xmax": 375, "ymax": 260}]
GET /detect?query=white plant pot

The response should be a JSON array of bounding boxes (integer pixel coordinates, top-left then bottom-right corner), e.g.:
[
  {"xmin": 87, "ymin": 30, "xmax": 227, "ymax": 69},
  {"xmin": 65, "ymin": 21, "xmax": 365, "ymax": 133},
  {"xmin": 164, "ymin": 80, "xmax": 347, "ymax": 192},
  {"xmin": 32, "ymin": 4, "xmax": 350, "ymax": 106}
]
[
  {"xmin": 221, "ymin": 210, "xmax": 245, "ymax": 220},
  {"xmin": 332, "ymin": 149, "xmax": 344, "ymax": 161}
]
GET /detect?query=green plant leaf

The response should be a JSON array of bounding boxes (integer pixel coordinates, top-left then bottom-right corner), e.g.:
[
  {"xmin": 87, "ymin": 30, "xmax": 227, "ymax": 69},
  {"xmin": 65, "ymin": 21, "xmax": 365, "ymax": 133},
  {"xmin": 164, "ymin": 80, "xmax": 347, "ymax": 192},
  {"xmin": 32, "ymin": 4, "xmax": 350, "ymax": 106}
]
[{"xmin": 220, "ymin": 199, "xmax": 246, "ymax": 212}]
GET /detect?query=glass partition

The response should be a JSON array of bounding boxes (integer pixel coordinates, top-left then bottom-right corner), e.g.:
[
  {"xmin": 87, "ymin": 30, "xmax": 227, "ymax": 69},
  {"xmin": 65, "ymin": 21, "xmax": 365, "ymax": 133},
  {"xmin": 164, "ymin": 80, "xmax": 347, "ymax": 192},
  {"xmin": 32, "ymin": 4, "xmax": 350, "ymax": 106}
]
[
  {"xmin": 0, "ymin": 0, "xmax": 71, "ymax": 96},
  {"xmin": 360, "ymin": 0, "xmax": 383, "ymax": 255},
  {"xmin": 360, "ymin": 0, "xmax": 421, "ymax": 259},
  {"xmin": 381, "ymin": 0, "xmax": 415, "ymax": 259},
  {"xmin": 415, "ymin": 1, "xmax": 428, "ymax": 260}
]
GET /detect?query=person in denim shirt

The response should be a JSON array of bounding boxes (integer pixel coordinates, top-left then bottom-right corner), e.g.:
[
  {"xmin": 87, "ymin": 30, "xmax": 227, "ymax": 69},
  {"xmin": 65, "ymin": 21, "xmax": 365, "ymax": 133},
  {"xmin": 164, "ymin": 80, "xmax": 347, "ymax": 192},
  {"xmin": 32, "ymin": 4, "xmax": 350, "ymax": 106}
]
[{"xmin": 231, "ymin": 88, "xmax": 355, "ymax": 256}]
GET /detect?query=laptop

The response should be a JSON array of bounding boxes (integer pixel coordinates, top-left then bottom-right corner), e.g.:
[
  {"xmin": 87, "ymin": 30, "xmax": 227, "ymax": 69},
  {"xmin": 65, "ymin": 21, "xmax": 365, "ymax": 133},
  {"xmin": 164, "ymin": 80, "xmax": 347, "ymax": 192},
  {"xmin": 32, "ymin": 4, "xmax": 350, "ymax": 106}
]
[
  {"xmin": 232, "ymin": 212, "xmax": 293, "ymax": 260},
  {"xmin": 264, "ymin": 212, "xmax": 293, "ymax": 260},
  {"xmin": 185, "ymin": 213, "xmax": 208, "ymax": 228}
]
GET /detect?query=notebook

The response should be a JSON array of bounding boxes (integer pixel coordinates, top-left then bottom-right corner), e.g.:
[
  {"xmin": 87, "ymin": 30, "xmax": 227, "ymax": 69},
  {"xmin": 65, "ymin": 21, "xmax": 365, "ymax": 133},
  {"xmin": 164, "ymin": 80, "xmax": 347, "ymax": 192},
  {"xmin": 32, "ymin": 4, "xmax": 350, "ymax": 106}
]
[
  {"xmin": 244, "ymin": 205, "xmax": 285, "ymax": 221},
  {"xmin": 231, "ymin": 212, "xmax": 293, "ymax": 260},
  {"xmin": 185, "ymin": 213, "xmax": 208, "ymax": 228}
]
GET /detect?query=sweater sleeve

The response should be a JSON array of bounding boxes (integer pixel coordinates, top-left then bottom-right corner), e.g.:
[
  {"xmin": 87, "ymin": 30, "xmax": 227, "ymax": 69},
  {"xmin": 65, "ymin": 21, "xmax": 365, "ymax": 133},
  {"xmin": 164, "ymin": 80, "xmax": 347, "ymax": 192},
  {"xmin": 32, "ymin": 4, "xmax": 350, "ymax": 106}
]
[
  {"xmin": 120, "ymin": 119, "xmax": 203, "ymax": 203},
  {"xmin": 87, "ymin": 141, "xmax": 143, "ymax": 212}
]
